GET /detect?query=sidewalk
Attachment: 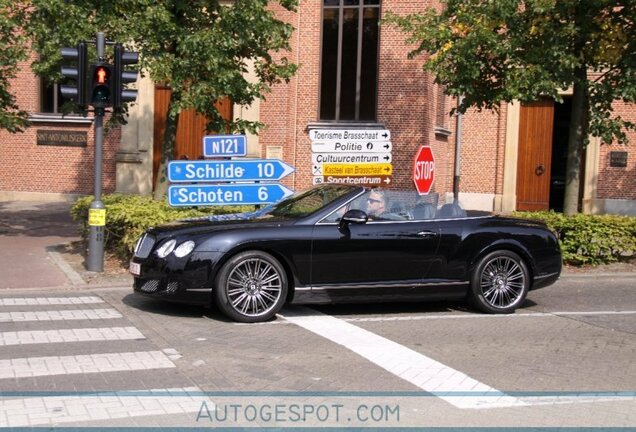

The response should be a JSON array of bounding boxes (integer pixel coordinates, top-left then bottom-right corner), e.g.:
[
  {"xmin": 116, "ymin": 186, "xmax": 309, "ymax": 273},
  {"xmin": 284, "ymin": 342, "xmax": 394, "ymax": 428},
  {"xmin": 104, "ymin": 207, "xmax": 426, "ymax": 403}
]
[
  {"xmin": 0, "ymin": 200, "xmax": 131, "ymax": 290},
  {"xmin": 0, "ymin": 199, "xmax": 633, "ymax": 292}
]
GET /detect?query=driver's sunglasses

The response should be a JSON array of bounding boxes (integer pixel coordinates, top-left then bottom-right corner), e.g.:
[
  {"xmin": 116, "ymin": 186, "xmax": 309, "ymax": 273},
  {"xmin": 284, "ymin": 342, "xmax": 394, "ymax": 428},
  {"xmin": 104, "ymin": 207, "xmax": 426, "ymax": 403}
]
[{"xmin": 367, "ymin": 198, "xmax": 382, "ymax": 204}]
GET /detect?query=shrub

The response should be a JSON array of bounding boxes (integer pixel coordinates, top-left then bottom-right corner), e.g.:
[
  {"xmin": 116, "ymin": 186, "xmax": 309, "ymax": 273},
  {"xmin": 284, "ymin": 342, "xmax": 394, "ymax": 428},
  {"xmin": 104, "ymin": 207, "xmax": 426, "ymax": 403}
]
[
  {"xmin": 70, "ymin": 194, "xmax": 253, "ymax": 259},
  {"xmin": 513, "ymin": 211, "xmax": 636, "ymax": 266}
]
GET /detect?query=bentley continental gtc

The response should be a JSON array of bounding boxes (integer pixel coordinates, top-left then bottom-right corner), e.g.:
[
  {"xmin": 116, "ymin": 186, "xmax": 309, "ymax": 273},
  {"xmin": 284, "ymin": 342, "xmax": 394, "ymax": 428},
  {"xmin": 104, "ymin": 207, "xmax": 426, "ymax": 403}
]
[{"xmin": 130, "ymin": 184, "xmax": 562, "ymax": 322}]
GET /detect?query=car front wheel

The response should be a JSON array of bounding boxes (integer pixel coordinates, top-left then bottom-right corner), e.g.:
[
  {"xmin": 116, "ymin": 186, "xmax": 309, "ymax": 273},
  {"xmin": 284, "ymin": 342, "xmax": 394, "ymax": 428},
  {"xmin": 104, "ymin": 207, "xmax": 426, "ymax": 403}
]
[
  {"xmin": 469, "ymin": 250, "xmax": 530, "ymax": 314},
  {"xmin": 214, "ymin": 251, "xmax": 288, "ymax": 323}
]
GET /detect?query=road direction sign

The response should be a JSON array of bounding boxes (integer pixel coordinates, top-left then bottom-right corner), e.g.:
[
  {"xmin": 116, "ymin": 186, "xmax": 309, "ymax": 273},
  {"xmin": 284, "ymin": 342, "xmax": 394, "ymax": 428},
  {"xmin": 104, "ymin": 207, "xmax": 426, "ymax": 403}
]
[
  {"xmin": 311, "ymin": 141, "xmax": 393, "ymax": 153},
  {"xmin": 168, "ymin": 159, "xmax": 295, "ymax": 183},
  {"xmin": 320, "ymin": 163, "xmax": 393, "ymax": 176},
  {"xmin": 309, "ymin": 129, "xmax": 391, "ymax": 142},
  {"xmin": 314, "ymin": 175, "xmax": 391, "ymax": 187},
  {"xmin": 169, "ymin": 184, "xmax": 294, "ymax": 206},
  {"xmin": 203, "ymin": 134, "xmax": 247, "ymax": 157},
  {"xmin": 312, "ymin": 153, "xmax": 392, "ymax": 164},
  {"xmin": 413, "ymin": 146, "xmax": 435, "ymax": 195}
]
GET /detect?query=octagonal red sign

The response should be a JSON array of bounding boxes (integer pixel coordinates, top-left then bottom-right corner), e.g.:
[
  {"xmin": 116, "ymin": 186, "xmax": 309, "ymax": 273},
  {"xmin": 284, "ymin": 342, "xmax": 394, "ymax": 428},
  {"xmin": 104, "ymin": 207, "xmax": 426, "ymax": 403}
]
[{"xmin": 413, "ymin": 146, "xmax": 435, "ymax": 195}]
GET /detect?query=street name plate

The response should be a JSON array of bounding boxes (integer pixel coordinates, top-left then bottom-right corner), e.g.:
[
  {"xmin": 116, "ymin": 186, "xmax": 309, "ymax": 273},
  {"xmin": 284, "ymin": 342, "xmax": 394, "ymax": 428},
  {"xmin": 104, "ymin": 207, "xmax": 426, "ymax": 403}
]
[
  {"xmin": 168, "ymin": 159, "xmax": 295, "ymax": 183},
  {"xmin": 313, "ymin": 175, "xmax": 392, "ymax": 187},
  {"xmin": 311, "ymin": 141, "xmax": 393, "ymax": 153},
  {"xmin": 203, "ymin": 135, "xmax": 247, "ymax": 157},
  {"xmin": 312, "ymin": 153, "xmax": 392, "ymax": 164},
  {"xmin": 169, "ymin": 184, "xmax": 294, "ymax": 206},
  {"xmin": 318, "ymin": 163, "xmax": 393, "ymax": 176},
  {"xmin": 309, "ymin": 129, "xmax": 391, "ymax": 142}
]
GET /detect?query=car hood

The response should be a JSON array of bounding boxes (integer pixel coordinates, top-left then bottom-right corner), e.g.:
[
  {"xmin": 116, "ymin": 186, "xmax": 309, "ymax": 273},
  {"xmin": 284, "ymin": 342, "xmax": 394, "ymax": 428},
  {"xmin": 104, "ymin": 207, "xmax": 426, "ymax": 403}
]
[{"xmin": 147, "ymin": 214, "xmax": 296, "ymax": 238}]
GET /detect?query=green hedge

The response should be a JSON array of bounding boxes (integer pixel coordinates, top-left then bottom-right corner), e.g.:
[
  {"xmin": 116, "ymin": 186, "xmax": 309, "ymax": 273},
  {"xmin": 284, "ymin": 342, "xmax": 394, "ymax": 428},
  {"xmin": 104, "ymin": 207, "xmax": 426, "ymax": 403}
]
[
  {"xmin": 513, "ymin": 211, "xmax": 636, "ymax": 265},
  {"xmin": 70, "ymin": 194, "xmax": 253, "ymax": 259}
]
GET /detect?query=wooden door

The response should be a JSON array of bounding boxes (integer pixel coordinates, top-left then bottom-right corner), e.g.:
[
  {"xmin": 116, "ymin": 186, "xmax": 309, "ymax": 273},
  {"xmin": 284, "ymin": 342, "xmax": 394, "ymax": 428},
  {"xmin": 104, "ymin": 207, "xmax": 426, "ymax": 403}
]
[
  {"xmin": 153, "ymin": 85, "xmax": 233, "ymax": 185},
  {"xmin": 516, "ymin": 100, "xmax": 554, "ymax": 211}
]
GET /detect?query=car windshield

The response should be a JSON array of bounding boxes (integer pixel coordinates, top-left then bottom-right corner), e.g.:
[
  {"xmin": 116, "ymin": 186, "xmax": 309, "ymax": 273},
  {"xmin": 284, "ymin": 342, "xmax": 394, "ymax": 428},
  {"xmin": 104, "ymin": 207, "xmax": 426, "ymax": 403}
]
[{"xmin": 258, "ymin": 185, "xmax": 354, "ymax": 218}]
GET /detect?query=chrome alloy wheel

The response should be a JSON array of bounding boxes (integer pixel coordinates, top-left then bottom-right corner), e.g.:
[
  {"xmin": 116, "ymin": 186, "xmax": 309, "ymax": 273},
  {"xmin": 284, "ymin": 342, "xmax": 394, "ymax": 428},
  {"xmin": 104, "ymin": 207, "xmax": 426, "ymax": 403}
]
[
  {"xmin": 226, "ymin": 257, "xmax": 283, "ymax": 318},
  {"xmin": 479, "ymin": 256, "xmax": 526, "ymax": 309}
]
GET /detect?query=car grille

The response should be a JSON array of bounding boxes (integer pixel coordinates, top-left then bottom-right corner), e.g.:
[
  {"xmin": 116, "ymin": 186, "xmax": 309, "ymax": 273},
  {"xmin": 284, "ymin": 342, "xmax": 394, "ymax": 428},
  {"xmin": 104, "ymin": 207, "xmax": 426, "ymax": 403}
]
[
  {"xmin": 135, "ymin": 278, "xmax": 182, "ymax": 294},
  {"xmin": 134, "ymin": 233, "xmax": 155, "ymax": 259},
  {"xmin": 137, "ymin": 279, "xmax": 160, "ymax": 293}
]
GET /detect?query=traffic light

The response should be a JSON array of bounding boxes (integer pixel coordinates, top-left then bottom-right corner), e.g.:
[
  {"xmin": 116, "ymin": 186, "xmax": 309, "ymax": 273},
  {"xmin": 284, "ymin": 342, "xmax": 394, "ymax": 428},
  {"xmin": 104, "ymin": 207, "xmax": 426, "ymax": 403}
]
[
  {"xmin": 90, "ymin": 63, "xmax": 112, "ymax": 107},
  {"xmin": 113, "ymin": 44, "xmax": 139, "ymax": 110},
  {"xmin": 60, "ymin": 42, "xmax": 88, "ymax": 108}
]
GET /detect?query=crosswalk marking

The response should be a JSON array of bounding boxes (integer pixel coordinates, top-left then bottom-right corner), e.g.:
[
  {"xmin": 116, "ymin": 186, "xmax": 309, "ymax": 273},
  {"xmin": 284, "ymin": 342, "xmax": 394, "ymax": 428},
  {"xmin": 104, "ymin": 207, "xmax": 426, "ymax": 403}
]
[
  {"xmin": 282, "ymin": 307, "xmax": 526, "ymax": 410},
  {"xmin": 0, "ymin": 327, "xmax": 144, "ymax": 346},
  {"xmin": 0, "ymin": 308, "xmax": 122, "ymax": 322},
  {"xmin": 0, "ymin": 296, "xmax": 103, "ymax": 306},
  {"xmin": 0, "ymin": 351, "xmax": 176, "ymax": 379},
  {"xmin": 0, "ymin": 387, "xmax": 207, "ymax": 427},
  {"xmin": 0, "ymin": 294, "xmax": 199, "ymax": 427}
]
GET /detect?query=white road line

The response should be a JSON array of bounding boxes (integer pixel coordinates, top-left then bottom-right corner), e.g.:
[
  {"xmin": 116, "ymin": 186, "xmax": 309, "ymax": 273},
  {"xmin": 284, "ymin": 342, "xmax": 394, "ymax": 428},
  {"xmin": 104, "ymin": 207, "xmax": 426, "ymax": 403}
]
[
  {"xmin": 0, "ymin": 351, "xmax": 175, "ymax": 379},
  {"xmin": 0, "ymin": 296, "xmax": 103, "ymax": 306},
  {"xmin": 244, "ymin": 309, "xmax": 636, "ymax": 326},
  {"xmin": 0, "ymin": 327, "xmax": 145, "ymax": 346},
  {"xmin": 281, "ymin": 307, "xmax": 526, "ymax": 410},
  {"xmin": 0, "ymin": 387, "xmax": 207, "ymax": 427},
  {"xmin": 344, "ymin": 310, "xmax": 636, "ymax": 323},
  {"xmin": 0, "ymin": 308, "xmax": 122, "ymax": 322}
]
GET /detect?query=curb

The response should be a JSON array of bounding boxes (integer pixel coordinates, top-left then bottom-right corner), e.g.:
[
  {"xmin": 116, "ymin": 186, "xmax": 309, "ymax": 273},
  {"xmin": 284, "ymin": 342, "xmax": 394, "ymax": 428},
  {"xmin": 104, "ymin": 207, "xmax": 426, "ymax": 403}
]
[{"xmin": 47, "ymin": 248, "xmax": 86, "ymax": 286}]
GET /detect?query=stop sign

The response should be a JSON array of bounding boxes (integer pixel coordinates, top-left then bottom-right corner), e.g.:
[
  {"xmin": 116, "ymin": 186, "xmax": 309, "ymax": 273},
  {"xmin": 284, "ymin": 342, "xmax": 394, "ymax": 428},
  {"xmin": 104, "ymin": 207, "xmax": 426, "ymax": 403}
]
[{"xmin": 413, "ymin": 146, "xmax": 435, "ymax": 195}]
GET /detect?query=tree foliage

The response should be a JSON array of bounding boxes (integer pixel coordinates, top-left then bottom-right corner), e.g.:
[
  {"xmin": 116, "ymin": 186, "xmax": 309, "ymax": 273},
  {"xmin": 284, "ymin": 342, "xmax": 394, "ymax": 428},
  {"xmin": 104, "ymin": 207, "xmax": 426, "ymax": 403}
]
[
  {"xmin": 0, "ymin": 1, "xmax": 29, "ymax": 132},
  {"xmin": 385, "ymin": 0, "xmax": 636, "ymax": 214},
  {"xmin": 5, "ymin": 0, "xmax": 299, "ymax": 196}
]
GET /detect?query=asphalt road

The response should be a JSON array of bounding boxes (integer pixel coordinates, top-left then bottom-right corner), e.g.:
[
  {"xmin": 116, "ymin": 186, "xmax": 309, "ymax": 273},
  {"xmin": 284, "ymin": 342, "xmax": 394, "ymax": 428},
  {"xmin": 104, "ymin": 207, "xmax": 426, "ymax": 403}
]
[{"xmin": 0, "ymin": 274, "xmax": 634, "ymax": 428}]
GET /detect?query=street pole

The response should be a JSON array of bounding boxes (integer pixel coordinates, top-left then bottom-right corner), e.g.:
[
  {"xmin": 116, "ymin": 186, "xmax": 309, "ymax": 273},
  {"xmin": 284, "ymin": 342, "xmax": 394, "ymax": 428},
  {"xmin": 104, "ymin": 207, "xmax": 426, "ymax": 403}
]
[
  {"xmin": 453, "ymin": 95, "xmax": 464, "ymax": 204},
  {"xmin": 87, "ymin": 32, "xmax": 106, "ymax": 272}
]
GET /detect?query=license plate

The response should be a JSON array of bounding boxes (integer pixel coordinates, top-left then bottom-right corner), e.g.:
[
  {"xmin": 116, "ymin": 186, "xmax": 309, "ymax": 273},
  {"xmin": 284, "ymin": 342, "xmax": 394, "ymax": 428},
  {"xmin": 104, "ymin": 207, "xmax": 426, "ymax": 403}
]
[{"xmin": 129, "ymin": 261, "xmax": 141, "ymax": 276}]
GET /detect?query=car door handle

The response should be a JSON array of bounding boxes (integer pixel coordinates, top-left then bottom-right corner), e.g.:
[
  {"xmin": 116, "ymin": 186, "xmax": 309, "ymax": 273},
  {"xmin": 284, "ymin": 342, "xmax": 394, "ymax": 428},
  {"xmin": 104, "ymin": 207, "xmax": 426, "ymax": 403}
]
[{"xmin": 417, "ymin": 230, "xmax": 438, "ymax": 238}]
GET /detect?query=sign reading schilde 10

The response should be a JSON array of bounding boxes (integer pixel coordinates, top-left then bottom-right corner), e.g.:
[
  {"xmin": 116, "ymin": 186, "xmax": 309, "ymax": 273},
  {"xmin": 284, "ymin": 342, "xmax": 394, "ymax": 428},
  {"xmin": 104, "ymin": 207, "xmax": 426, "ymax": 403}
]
[{"xmin": 168, "ymin": 159, "xmax": 294, "ymax": 183}]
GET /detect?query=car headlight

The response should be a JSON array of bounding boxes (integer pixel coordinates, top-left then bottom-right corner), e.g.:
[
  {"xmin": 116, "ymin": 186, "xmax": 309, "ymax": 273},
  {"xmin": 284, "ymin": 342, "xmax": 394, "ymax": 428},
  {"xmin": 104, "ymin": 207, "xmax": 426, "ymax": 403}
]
[
  {"xmin": 156, "ymin": 239, "xmax": 176, "ymax": 258},
  {"xmin": 174, "ymin": 240, "xmax": 196, "ymax": 258}
]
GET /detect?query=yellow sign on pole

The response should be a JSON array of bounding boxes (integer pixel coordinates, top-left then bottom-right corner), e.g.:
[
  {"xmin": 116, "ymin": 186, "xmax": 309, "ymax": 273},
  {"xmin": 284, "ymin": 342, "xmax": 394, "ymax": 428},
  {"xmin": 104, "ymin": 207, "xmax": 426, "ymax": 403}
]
[
  {"xmin": 322, "ymin": 163, "xmax": 392, "ymax": 176},
  {"xmin": 88, "ymin": 208, "xmax": 106, "ymax": 226}
]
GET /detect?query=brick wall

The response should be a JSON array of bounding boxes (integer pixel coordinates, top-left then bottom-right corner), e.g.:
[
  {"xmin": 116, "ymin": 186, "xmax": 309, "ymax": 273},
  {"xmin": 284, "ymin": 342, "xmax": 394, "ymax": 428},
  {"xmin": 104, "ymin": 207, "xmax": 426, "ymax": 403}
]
[
  {"xmin": 459, "ymin": 108, "xmax": 505, "ymax": 195},
  {"xmin": 597, "ymin": 101, "xmax": 636, "ymax": 200},
  {"xmin": 0, "ymin": 54, "xmax": 120, "ymax": 196}
]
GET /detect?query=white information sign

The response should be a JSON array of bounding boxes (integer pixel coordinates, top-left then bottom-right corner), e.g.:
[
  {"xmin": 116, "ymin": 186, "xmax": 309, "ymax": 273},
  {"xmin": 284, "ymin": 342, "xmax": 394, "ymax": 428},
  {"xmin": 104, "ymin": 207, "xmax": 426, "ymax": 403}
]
[
  {"xmin": 309, "ymin": 129, "xmax": 391, "ymax": 143},
  {"xmin": 312, "ymin": 153, "xmax": 392, "ymax": 164},
  {"xmin": 311, "ymin": 141, "xmax": 392, "ymax": 153}
]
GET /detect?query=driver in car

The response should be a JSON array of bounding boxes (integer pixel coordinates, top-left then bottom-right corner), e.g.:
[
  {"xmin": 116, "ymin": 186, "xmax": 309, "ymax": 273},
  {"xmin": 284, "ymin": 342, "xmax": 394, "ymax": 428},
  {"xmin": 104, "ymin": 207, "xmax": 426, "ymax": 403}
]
[{"xmin": 366, "ymin": 190, "xmax": 389, "ymax": 218}]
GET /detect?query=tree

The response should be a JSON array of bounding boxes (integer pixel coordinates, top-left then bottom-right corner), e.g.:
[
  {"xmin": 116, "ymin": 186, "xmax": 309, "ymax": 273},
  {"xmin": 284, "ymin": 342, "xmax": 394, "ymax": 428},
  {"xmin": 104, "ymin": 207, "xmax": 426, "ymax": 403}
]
[
  {"xmin": 385, "ymin": 0, "xmax": 636, "ymax": 215},
  {"xmin": 25, "ymin": 0, "xmax": 299, "ymax": 198},
  {"xmin": 0, "ymin": 1, "xmax": 29, "ymax": 133}
]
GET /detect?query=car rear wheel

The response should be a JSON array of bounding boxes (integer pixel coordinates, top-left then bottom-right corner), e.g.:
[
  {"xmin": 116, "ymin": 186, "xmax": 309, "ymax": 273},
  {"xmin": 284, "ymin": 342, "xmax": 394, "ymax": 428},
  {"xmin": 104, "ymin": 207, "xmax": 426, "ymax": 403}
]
[
  {"xmin": 468, "ymin": 250, "xmax": 529, "ymax": 314},
  {"xmin": 214, "ymin": 251, "xmax": 288, "ymax": 323}
]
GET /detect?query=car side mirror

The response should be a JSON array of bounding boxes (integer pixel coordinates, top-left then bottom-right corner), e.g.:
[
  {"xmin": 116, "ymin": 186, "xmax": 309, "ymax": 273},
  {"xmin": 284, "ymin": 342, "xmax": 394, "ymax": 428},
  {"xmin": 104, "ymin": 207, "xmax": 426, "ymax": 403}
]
[{"xmin": 340, "ymin": 209, "xmax": 368, "ymax": 225}]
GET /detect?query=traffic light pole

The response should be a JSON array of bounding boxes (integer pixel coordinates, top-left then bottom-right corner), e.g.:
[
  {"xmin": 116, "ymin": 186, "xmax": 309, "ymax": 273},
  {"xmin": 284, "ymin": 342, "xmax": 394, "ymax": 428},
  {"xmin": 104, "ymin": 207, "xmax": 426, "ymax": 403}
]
[{"xmin": 87, "ymin": 32, "xmax": 106, "ymax": 272}]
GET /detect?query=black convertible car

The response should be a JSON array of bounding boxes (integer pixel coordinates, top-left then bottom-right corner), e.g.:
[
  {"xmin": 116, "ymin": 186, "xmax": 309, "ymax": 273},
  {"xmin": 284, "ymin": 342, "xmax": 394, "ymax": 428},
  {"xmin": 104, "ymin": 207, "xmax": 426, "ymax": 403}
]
[{"xmin": 130, "ymin": 184, "xmax": 561, "ymax": 322}]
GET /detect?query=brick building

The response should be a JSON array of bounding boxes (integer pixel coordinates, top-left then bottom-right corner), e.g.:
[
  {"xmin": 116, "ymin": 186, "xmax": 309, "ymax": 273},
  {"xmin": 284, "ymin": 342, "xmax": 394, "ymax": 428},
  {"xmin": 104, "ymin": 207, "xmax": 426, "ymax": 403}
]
[{"xmin": 1, "ymin": 0, "xmax": 635, "ymax": 215}]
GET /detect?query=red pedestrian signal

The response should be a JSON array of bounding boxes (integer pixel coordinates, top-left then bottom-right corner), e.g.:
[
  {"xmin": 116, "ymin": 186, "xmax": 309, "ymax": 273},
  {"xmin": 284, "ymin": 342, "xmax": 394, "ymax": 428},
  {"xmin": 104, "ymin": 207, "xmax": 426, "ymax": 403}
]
[
  {"xmin": 96, "ymin": 66, "xmax": 108, "ymax": 84},
  {"xmin": 90, "ymin": 63, "xmax": 112, "ymax": 107}
]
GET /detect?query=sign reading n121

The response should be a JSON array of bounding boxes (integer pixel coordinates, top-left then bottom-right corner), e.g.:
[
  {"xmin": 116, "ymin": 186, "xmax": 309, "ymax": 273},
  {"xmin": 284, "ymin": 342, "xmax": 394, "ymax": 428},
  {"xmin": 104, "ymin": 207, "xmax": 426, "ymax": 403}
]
[
  {"xmin": 168, "ymin": 159, "xmax": 295, "ymax": 183},
  {"xmin": 203, "ymin": 134, "xmax": 247, "ymax": 157},
  {"xmin": 169, "ymin": 184, "xmax": 294, "ymax": 206}
]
